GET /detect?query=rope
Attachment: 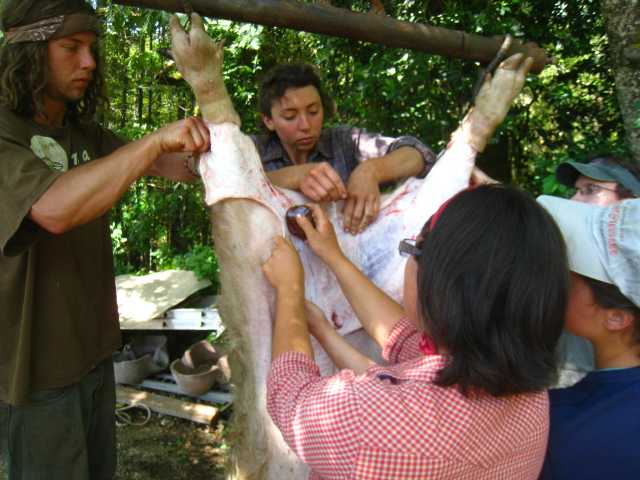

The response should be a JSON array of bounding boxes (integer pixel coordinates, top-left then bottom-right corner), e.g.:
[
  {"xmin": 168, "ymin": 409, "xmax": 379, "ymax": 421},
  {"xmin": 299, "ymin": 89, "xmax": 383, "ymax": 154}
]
[{"xmin": 116, "ymin": 403, "xmax": 152, "ymax": 427}]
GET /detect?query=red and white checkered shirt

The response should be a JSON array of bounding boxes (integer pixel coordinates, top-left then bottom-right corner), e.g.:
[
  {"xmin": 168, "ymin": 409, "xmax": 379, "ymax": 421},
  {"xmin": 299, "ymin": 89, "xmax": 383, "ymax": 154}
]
[{"xmin": 267, "ymin": 318, "xmax": 549, "ymax": 479}]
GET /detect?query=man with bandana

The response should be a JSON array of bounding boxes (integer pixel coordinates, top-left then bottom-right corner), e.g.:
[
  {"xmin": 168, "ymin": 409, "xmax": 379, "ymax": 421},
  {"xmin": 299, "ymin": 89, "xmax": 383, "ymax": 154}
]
[{"xmin": 0, "ymin": 1, "xmax": 210, "ymax": 478}]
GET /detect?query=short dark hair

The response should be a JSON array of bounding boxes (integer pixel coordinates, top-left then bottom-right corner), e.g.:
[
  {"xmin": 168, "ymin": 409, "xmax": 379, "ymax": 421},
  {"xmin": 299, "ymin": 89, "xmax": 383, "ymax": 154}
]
[
  {"xmin": 257, "ymin": 63, "xmax": 334, "ymax": 119},
  {"xmin": 0, "ymin": 0, "xmax": 104, "ymax": 121},
  {"xmin": 416, "ymin": 185, "xmax": 569, "ymax": 397},
  {"xmin": 587, "ymin": 154, "xmax": 640, "ymax": 199},
  {"xmin": 582, "ymin": 275, "xmax": 640, "ymax": 344}
]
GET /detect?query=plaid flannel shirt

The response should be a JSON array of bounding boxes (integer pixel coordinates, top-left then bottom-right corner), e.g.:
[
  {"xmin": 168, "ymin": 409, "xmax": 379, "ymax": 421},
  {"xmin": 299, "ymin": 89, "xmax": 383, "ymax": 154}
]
[
  {"xmin": 251, "ymin": 125, "xmax": 436, "ymax": 185},
  {"xmin": 267, "ymin": 318, "xmax": 549, "ymax": 479}
]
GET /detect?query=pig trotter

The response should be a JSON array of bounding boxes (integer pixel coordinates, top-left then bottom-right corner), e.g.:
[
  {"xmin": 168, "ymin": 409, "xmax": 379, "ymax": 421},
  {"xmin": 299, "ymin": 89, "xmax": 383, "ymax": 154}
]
[{"xmin": 170, "ymin": 13, "xmax": 241, "ymax": 126}]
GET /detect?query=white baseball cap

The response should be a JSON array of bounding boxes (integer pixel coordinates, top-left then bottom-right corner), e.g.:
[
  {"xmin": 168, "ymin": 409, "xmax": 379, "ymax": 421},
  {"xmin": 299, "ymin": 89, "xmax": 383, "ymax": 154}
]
[{"xmin": 538, "ymin": 195, "xmax": 640, "ymax": 308}]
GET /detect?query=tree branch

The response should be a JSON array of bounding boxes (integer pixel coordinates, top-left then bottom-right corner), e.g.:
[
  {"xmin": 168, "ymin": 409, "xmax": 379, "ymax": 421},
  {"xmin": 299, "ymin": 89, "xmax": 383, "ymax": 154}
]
[{"xmin": 113, "ymin": 0, "xmax": 550, "ymax": 73}]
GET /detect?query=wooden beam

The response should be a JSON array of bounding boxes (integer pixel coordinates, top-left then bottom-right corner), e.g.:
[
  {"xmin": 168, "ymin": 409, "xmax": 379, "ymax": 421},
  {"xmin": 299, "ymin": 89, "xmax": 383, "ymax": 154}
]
[
  {"xmin": 116, "ymin": 385, "xmax": 220, "ymax": 425},
  {"xmin": 112, "ymin": 0, "xmax": 549, "ymax": 73}
]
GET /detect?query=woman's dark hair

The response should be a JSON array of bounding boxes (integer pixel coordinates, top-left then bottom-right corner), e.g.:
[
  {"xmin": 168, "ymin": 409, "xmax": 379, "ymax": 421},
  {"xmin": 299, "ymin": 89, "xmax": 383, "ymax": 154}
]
[
  {"xmin": 582, "ymin": 276, "xmax": 640, "ymax": 344},
  {"xmin": 0, "ymin": 0, "xmax": 105, "ymax": 122},
  {"xmin": 257, "ymin": 63, "xmax": 335, "ymax": 120},
  {"xmin": 416, "ymin": 184, "xmax": 569, "ymax": 397}
]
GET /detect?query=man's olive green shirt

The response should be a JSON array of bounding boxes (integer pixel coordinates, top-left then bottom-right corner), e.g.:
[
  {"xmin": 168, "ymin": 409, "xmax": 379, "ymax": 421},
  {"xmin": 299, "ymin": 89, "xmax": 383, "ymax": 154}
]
[{"xmin": 0, "ymin": 105, "xmax": 122, "ymax": 405}]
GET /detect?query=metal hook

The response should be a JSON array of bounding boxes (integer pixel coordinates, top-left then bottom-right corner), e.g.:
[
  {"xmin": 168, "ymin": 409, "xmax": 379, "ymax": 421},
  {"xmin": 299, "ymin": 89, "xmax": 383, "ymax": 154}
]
[
  {"xmin": 182, "ymin": 0, "xmax": 194, "ymax": 29},
  {"xmin": 470, "ymin": 34, "xmax": 513, "ymax": 106}
]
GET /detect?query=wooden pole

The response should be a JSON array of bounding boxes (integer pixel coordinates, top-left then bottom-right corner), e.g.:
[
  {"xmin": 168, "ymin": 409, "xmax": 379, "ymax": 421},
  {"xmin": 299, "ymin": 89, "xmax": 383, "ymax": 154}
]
[{"xmin": 112, "ymin": 0, "xmax": 550, "ymax": 73}]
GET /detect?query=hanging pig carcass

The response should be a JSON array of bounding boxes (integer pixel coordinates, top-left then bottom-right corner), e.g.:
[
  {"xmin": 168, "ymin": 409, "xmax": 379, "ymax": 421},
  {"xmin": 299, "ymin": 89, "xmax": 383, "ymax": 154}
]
[{"xmin": 170, "ymin": 14, "xmax": 530, "ymax": 480}]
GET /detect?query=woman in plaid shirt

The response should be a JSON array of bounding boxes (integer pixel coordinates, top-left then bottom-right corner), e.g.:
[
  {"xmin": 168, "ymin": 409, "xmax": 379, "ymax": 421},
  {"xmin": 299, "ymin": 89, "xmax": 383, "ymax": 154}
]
[
  {"xmin": 261, "ymin": 53, "xmax": 569, "ymax": 480},
  {"xmin": 264, "ymin": 184, "xmax": 568, "ymax": 479}
]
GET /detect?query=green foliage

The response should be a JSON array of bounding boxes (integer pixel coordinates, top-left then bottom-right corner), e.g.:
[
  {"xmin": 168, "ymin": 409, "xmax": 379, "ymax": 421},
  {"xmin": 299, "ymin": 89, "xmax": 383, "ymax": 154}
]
[
  {"xmin": 207, "ymin": 329, "xmax": 229, "ymax": 348},
  {"xmin": 172, "ymin": 244, "xmax": 220, "ymax": 290},
  {"xmin": 100, "ymin": 0, "xmax": 628, "ymax": 281}
]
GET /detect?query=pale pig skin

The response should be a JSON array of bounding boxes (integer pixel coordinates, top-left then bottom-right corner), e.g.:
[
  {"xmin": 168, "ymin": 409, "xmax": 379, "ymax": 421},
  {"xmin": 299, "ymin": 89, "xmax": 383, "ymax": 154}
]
[
  {"xmin": 201, "ymin": 122, "xmax": 475, "ymax": 479},
  {"xmin": 169, "ymin": 13, "xmax": 526, "ymax": 480}
]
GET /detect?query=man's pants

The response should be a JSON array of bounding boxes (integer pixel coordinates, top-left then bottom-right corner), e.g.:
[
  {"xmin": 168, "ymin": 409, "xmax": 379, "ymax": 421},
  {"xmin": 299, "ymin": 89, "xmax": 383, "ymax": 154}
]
[{"xmin": 0, "ymin": 359, "xmax": 117, "ymax": 480}]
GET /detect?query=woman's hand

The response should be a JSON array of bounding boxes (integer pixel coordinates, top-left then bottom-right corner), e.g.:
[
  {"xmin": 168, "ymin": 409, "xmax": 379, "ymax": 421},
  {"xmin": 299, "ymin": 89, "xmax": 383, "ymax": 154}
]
[
  {"xmin": 296, "ymin": 203, "xmax": 345, "ymax": 265},
  {"xmin": 304, "ymin": 301, "xmax": 332, "ymax": 338},
  {"xmin": 262, "ymin": 236, "xmax": 305, "ymax": 294},
  {"xmin": 299, "ymin": 162, "xmax": 348, "ymax": 202},
  {"xmin": 342, "ymin": 162, "xmax": 381, "ymax": 234}
]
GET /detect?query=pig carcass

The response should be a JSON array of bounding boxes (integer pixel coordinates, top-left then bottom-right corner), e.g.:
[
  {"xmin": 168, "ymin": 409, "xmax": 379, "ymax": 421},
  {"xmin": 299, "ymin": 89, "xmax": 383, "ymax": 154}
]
[
  {"xmin": 170, "ymin": 16, "xmax": 476, "ymax": 480},
  {"xmin": 203, "ymin": 126, "xmax": 475, "ymax": 480}
]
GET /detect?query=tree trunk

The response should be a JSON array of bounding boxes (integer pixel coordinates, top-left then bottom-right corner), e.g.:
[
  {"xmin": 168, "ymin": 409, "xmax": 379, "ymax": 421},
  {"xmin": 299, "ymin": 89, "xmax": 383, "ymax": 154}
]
[
  {"xmin": 120, "ymin": 75, "xmax": 128, "ymax": 129},
  {"xmin": 602, "ymin": 0, "xmax": 640, "ymax": 163},
  {"xmin": 113, "ymin": 0, "xmax": 549, "ymax": 73},
  {"xmin": 136, "ymin": 87, "xmax": 143, "ymax": 122}
]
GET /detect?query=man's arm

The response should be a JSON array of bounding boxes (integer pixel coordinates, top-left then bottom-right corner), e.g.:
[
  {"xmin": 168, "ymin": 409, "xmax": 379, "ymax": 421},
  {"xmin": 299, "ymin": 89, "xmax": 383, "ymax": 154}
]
[
  {"xmin": 146, "ymin": 151, "xmax": 200, "ymax": 182},
  {"xmin": 30, "ymin": 117, "xmax": 209, "ymax": 234}
]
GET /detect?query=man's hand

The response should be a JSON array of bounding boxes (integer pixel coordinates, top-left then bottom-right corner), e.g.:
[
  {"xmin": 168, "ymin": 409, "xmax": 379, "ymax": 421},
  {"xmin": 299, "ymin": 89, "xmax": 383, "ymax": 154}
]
[
  {"xmin": 299, "ymin": 162, "xmax": 347, "ymax": 202},
  {"xmin": 262, "ymin": 236, "xmax": 305, "ymax": 293},
  {"xmin": 151, "ymin": 117, "xmax": 210, "ymax": 156},
  {"xmin": 342, "ymin": 162, "xmax": 380, "ymax": 234},
  {"xmin": 296, "ymin": 203, "xmax": 345, "ymax": 265}
]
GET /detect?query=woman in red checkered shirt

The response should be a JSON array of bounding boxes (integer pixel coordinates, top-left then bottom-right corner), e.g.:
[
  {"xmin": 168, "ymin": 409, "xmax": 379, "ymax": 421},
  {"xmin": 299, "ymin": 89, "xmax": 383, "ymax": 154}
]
[{"xmin": 262, "ymin": 54, "xmax": 568, "ymax": 480}]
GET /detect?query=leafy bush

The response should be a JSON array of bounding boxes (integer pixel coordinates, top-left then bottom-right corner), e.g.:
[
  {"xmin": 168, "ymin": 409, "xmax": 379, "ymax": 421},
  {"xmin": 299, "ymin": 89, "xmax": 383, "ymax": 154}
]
[
  {"xmin": 101, "ymin": 1, "xmax": 630, "ymax": 276},
  {"xmin": 172, "ymin": 244, "xmax": 220, "ymax": 291}
]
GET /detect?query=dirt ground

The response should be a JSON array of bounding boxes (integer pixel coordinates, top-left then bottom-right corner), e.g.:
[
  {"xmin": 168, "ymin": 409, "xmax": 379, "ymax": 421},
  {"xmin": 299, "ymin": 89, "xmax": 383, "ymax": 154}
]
[
  {"xmin": 1, "ymin": 333, "xmax": 231, "ymax": 479},
  {"xmin": 0, "ymin": 410, "xmax": 228, "ymax": 480},
  {"xmin": 115, "ymin": 411, "xmax": 228, "ymax": 480},
  {"xmin": 113, "ymin": 332, "xmax": 230, "ymax": 479}
]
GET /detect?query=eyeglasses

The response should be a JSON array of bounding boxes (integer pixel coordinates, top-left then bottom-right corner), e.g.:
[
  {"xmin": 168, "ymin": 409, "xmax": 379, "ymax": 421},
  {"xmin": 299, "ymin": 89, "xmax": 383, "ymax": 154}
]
[
  {"xmin": 571, "ymin": 183, "xmax": 618, "ymax": 198},
  {"xmin": 398, "ymin": 238, "xmax": 422, "ymax": 258}
]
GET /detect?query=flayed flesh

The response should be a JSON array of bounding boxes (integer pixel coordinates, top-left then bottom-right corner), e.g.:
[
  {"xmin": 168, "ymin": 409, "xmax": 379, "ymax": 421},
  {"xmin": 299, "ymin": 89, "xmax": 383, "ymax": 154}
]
[
  {"xmin": 170, "ymin": 13, "xmax": 476, "ymax": 478},
  {"xmin": 200, "ymin": 123, "xmax": 476, "ymax": 479}
]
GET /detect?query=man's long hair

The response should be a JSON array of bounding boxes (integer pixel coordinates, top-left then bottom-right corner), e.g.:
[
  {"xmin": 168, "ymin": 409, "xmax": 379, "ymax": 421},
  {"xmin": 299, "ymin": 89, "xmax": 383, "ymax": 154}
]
[{"xmin": 0, "ymin": 0, "xmax": 105, "ymax": 122}]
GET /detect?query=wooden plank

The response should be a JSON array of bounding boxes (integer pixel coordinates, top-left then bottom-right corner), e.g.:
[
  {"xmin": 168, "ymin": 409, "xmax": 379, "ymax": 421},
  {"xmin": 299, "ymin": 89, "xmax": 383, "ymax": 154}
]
[
  {"xmin": 119, "ymin": 317, "xmax": 222, "ymax": 330},
  {"xmin": 140, "ymin": 377, "xmax": 234, "ymax": 404},
  {"xmin": 112, "ymin": 0, "xmax": 549, "ymax": 73},
  {"xmin": 116, "ymin": 385, "xmax": 219, "ymax": 425},
  {"xmin": 120, "ymin": 307, "xmax": 224, "ymax": 330},
  {"xmin": 119, "ymin": 319, "xmax": 165, "ymax": 330}
]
